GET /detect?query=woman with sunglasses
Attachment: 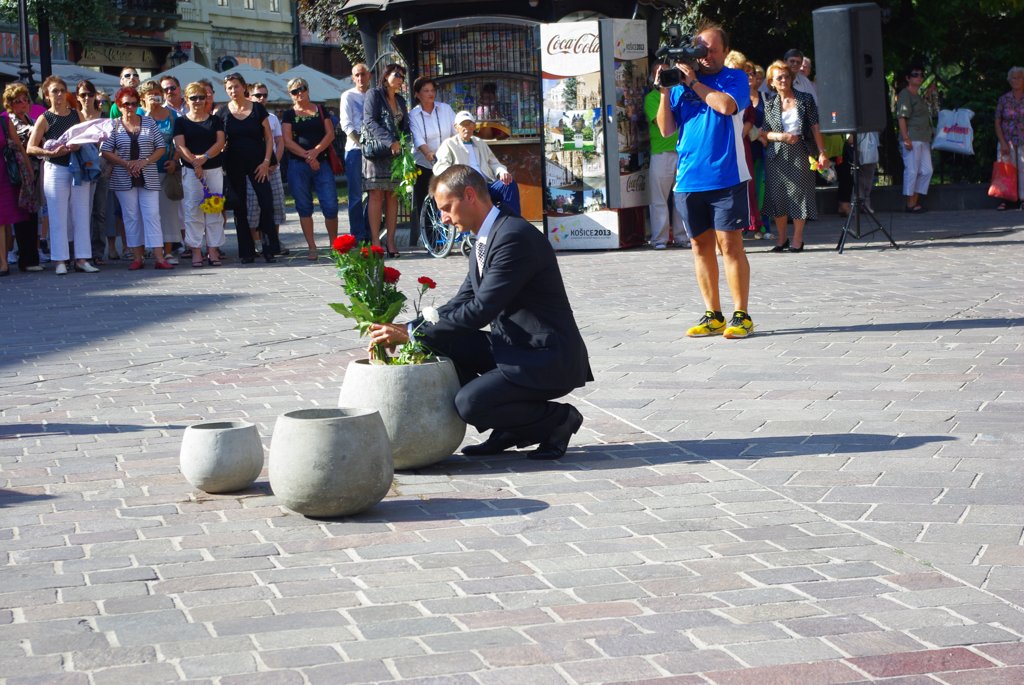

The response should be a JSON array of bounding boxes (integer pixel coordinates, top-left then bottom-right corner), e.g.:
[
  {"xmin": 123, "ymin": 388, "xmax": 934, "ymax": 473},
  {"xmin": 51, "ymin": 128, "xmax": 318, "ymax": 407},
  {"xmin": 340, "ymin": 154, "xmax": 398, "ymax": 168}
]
[
  {"xmin": 74, "ymin": 79, "xmax": 120, "ymax": 264},
  {"xmin": 1, "ymin": 82, "xmax": 42, "ymax": 273},
  {"xmin": 362, "ymin": 63, "xmax": 410, "ymax": 258},
  {"xmin": 281, "ymin": 76, "xmax": 339, "ymax": 261},
  {"xmin": 140, "ymin": 80, "xmax": 183, "ymax": 265},
  {"xmin": 26, "ymin": 76, "xmax": 98, "ymax": 275},
  {"xmin": 174, "ymin": 82, "xmax": 226, "ymax": 267},
  {"xmin": 896, "ymin": 65, "xmax": 933, "ymax": 213},
  {"xmin": 760, "ymin": 60, "xmax": 828, "ymax": 253},
  {"xmin": 219, "ymin": 72, "xmax": 276, "ymax": 263},
  {"xmin": 246, "ymin": 82, "xmax": 286, "ymax": 256},
  {"xmin": 99, "ymin": 86, "xmax": 173, "ymax": 270}
]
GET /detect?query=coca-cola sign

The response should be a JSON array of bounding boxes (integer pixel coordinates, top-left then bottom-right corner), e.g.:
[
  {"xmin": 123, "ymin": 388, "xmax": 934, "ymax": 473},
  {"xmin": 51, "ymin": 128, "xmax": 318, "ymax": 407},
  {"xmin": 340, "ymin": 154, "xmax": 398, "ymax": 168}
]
[
  {"xmin": 540, "ymin": 21, "xmax": 601, "ymax": 78},
  {"xmin": 546, "ymin": 33, "xmax": 600, "ymax": 56}
]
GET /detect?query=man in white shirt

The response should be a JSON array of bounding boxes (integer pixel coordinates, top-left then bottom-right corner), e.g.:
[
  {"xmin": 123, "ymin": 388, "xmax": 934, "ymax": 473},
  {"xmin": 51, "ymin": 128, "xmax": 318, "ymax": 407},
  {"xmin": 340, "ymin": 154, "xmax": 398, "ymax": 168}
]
[
  {"xmin": 339, "ymin": 63, "xmax": 371, "ymax": 242},
  {"xmin": 759, "ymin": 49, "xmax": 817, "ymax": 105},
  {"xmin": 432, "ymin": 111, "xmax": 521, "ymax": 216}
]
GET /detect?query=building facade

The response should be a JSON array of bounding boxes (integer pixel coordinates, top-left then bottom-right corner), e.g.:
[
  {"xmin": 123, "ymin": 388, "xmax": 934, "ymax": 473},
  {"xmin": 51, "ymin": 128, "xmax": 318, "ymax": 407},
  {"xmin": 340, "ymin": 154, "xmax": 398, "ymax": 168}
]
[{"xmin": 171, "ymin": 0, "xmax": 296, "ymax": 72}]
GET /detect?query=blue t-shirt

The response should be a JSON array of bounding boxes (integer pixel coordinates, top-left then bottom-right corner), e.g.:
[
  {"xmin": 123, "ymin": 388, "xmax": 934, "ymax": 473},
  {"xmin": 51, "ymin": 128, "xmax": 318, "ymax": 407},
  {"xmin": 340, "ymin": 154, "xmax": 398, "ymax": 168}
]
[{"xmin": 669, "ymin": 66, "xmax": 751, "ymax": 193}]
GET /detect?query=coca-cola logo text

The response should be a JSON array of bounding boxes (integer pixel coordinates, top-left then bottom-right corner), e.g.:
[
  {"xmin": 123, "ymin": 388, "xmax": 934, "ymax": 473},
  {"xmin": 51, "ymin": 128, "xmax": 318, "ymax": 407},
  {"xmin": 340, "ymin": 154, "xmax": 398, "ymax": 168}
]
[
  {"xmin": 626, "ymin": 174, "xmax": 647, "ymax": 193},
  {"xmin": 546, "ymin": 33, "xmax": 600, "ymax": 56}
]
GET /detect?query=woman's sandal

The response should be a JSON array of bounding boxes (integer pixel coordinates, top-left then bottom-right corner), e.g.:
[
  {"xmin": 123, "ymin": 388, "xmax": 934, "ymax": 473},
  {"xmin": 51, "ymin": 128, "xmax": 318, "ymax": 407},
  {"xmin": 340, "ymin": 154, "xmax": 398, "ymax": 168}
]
[
  {"xmin": 905, "ymin": 205, "xmax": 926, "ymax": 214},
  {"xmin": 996, "ymin": 202, "xmax": 1009, "ymax": 211},
  {"xmin": 307, "ymin": 249, "xmax": 318, "ymax": 261},
  {"xmin": 192, "ymin": 258, "xmax": 204, "ymax": 267},
  {"xmin": 207, "ymin": 256, "xmax": 222, "ymax": 267}
]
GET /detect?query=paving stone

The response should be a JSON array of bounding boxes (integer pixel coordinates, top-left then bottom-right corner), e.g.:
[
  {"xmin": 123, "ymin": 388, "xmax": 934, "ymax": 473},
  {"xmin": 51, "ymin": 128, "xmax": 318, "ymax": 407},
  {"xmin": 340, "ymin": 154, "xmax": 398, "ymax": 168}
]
[{"xmin": 849, "ymin": 647, "xmax": 996, "ymax": 677}]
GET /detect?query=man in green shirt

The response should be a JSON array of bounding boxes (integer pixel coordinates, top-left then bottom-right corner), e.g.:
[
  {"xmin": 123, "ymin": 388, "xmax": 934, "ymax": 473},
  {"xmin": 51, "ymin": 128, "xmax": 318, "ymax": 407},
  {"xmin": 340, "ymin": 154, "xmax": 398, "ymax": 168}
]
[
  {"xmin": 644, "ymin": 65, "xmax": 688, "ymax": 249},
  {"xmin": 109, "ymin": 67, "xmax": 141, "ymax": 119}
]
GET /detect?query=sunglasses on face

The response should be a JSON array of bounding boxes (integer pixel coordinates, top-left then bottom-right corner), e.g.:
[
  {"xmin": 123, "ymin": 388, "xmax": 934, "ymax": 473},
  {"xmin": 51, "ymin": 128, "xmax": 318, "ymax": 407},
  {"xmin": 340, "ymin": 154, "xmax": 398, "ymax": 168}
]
[
  {"xmin": 252, "ymin": 92, "xmax": 268, "ymax": 99},
  {"xmin": 910, "ymin": 71, "xmax": 924, "ymax": 77},
  {"xmin": 289, "ymin": 86, "xmax": 307, "ymax": 95},
  {"xmin": 77, "ymin": 92, "xmax": 94, "ymax": 98},
  {"xmin": 49, "ymin": 88, "xmax": 67, "ymax": 95},
  {"xmin": 122, "ymin": 73, "xmax": 139, "ymax": 80},
  {"xmin": 120, "ymin": 101, "xmax": 139, "ymax": 108},
  {"xmin": 188, "ymin": 95, "xmax": 207, "ymax": 102},
  {"xmin": 163, "ymin": 85, "xmax": 178, "ymax": 93}
]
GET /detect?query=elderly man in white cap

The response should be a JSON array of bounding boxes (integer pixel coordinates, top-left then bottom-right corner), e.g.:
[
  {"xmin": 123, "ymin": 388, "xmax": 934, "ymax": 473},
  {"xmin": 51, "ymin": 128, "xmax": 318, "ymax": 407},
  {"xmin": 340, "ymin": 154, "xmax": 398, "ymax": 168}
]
[{"xmin": 432, "ymin": 110, "xmax": 521, "ymax": 216}]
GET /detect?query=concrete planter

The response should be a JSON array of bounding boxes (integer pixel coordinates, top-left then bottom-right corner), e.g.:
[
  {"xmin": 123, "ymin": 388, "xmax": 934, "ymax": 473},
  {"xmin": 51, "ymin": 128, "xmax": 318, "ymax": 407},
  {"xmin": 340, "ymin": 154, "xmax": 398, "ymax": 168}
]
[
  {"xmin": 338, "ymin": 358, "xmax": 466, "ymax": 470},
  {"xmin": 269, "ymin": 408, "xmax": 392, "ymax": 517},
  {"xmin": 179, "ymin": 420, "xmax": 264, "ymax": 493}
]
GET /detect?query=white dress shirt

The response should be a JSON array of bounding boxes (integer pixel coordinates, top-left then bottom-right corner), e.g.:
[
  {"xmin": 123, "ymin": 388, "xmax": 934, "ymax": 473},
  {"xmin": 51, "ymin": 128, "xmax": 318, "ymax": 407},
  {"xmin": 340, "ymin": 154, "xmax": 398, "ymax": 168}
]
[{"xmin": 339, "ymin": 87, "xmax": 366, "ymax": 152}]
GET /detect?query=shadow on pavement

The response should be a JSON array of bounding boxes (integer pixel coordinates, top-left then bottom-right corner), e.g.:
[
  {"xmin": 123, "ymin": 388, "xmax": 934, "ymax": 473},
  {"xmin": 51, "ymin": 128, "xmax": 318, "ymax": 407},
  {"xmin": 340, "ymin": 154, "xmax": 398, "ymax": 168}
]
[
  {"xmin": 0, "ymin": 292, "xmax": 240, "ymax": 371},
  {"xmin": 0, "ymin": 423, "xmax": 187, "ymax": 439},
  {"xmin": 0, "ymin": 489, "xmax": 56, "ymax": 507},
  {"xmin": 314, "ymin": 497, "xmax": 550, "ymax": 522},
  {"xmin": 427, "ymin": 433, "xmax": 955, "ymax": 475},
  {"xmin": 762, "ymin": 316, "xmax": 1023, "ymax": 336}
]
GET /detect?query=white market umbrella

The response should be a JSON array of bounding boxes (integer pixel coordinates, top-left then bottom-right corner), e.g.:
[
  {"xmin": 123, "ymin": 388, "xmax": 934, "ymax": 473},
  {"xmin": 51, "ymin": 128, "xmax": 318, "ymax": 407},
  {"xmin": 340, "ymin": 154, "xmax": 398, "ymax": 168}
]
[
  {"xmin": 278, "ymin": 64, "xmax": 348, "ymax": 104},
  {"xmin": 151, "ymin": 62, "xmax": 224, "ymax": 90},
  {"xmin": 50, "ymin": 65, "xmax": 121, "ymax": 95},
  {"xmin": 217, "ymin": 65, "xmax": 290, "ymax": 104}
]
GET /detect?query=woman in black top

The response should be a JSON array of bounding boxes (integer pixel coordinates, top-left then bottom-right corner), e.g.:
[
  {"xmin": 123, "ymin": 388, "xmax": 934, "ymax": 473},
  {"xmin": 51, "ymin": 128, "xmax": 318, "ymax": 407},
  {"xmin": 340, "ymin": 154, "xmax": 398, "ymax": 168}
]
[
  {"xmin": 362, "ymin": 63, "xmax": 410, "ymax": 258},
  {"xmin": 282, "ymin": 77, "xmax": 339, "ymax": 261},
  {"xmin": 220, "ymin": 72, "xmax": 276, "ymax": 263},
  {"xmin": 174, "ymin": 81, "xmax": 227, "ymax": 267},
  {"xmin": 26, "ymin": 76, "xmax": 97, "ymax": 275}
]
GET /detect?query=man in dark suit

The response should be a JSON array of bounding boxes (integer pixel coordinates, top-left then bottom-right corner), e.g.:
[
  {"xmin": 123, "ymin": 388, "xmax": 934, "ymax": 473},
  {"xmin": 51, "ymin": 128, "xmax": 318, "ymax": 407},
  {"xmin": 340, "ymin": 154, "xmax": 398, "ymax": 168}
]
[{"xmin": 367, "ymin": 165, "xmax": 592, "ymax": 460}]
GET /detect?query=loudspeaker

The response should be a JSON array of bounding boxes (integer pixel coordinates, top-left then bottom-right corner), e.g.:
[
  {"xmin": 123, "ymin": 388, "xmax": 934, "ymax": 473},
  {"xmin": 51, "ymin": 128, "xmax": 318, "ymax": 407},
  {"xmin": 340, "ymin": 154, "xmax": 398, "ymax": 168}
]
[{"xmin": 812, "ymin": 3, "xmax": 886, "ymax": 133}]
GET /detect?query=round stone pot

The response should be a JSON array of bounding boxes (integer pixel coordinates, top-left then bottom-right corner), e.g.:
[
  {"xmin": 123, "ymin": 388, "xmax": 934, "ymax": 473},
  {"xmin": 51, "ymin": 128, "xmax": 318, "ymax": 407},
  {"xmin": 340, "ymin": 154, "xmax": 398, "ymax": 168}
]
[
  {"xmin": 338, "ymin": 358, "xmax": 466, "ymax": 470},
  {"xmin": 269, "ymin": 408, "xmax": 393, "ymax": 517},
  {"xmin": 179, "ymin": 420, "xmax": 264, "ymax": 494}
]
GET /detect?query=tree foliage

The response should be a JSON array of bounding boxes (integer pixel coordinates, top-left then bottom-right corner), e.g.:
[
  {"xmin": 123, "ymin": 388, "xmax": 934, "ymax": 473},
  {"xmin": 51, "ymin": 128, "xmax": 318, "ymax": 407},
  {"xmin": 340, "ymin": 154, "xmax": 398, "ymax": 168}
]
[
  {"xmin": 297, "ymin": 0, "xmax": 364, "ymax": 65},
  {"xmin": 0, "ymin": 0, "xmax": 115, "ymax": 46}
]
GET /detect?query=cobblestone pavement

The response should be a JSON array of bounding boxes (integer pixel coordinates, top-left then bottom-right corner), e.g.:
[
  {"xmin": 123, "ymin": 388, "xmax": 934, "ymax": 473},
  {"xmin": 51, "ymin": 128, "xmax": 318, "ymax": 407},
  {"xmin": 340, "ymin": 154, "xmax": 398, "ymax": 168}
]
[{"xmin": 2, "ymin": 209, "xmax": 1023, "ymax": 684}]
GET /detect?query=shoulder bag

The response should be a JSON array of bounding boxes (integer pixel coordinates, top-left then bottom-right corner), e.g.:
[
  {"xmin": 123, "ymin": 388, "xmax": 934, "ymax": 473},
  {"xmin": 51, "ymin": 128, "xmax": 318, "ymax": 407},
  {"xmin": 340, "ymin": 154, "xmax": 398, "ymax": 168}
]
[{"xmin": 316, "ymin": 105, "xmax": 344, "ymax": 174}]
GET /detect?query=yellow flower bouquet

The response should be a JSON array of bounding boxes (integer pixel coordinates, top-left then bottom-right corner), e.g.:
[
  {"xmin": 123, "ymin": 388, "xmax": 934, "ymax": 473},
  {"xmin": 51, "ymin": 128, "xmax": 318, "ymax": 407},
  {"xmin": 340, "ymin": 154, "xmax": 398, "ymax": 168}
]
[{"xmin": 199, "ymin": 178, "xmax": 225, "ymax": 214}]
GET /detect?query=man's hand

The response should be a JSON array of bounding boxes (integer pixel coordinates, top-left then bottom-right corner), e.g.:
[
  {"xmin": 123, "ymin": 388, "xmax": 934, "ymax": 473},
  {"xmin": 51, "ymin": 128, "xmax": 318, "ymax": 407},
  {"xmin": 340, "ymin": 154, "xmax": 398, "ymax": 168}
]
[
  {"xmin": 678, "ymin": 62, "xmax": 697, "ymax": 87},
  {"xmin": 367, "ymin": 323, "xmax": 409, "ymax": 353},
  {"xmin": 499, "ymin": 171, "xmax": 513, "ymax": 185}
]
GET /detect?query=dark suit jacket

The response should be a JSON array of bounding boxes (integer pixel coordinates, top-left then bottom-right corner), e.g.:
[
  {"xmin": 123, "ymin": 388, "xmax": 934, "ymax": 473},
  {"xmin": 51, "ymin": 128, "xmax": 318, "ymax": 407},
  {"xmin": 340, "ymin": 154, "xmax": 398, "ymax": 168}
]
[{"xmin": 431, "ymin": 212, "xmax": 592, "ymax": 391}]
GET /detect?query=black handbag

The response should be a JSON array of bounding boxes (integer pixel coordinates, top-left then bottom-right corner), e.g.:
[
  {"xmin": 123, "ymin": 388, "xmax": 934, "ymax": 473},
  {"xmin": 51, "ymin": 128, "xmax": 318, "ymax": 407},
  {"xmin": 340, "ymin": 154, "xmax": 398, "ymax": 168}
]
[
  {"xmin": 360, "ymin": 122, "xmax": 391, "ymax": 161},
  {"xmin": 3, "ymin": 144, "xmax": 21, "ymax": 187}
]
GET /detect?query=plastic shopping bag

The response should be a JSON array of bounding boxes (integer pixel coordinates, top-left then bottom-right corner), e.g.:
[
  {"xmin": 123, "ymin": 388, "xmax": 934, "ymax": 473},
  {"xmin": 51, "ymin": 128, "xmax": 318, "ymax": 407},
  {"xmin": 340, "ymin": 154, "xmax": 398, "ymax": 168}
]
[
  {"xmin": 932, "ymin": 108, "xmax": 974, "ymax": 155},
  {"xmin": 988, "ymin": 160, "xmax": 1019, "ymax": 202}
]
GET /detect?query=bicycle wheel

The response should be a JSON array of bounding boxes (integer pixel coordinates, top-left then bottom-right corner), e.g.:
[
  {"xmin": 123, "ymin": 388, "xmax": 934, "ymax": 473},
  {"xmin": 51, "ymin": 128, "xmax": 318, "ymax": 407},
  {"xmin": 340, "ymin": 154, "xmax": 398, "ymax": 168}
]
[
  {"xmin": 419, "ymin": 197, "xmax": 454, "ymax": 258},
  {"xmin": 460, "ymin": 231, "xmax": 475, "ymax": 258}
]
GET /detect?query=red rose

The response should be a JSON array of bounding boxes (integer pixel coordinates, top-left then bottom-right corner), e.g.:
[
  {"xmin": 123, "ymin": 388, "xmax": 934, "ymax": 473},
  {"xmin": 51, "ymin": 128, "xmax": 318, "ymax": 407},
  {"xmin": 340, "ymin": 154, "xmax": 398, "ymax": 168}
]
[
  {"xmin": 360, "ymin": 247, "xmax": 370, "ymax": 258},
  {"xmin": 383, "ymin": 267, "xmax": 401, "ymax": 284},
  {"xmin": 417, "ymin": 276, "xmax": 437, "ymax": 289},
  {"xmin": 333, "ymin": 234, "xmax": 357, "ymax": 253},
  {"xmin": 370, "ymin": 246, "xmax": 385, "ymax": 257}
]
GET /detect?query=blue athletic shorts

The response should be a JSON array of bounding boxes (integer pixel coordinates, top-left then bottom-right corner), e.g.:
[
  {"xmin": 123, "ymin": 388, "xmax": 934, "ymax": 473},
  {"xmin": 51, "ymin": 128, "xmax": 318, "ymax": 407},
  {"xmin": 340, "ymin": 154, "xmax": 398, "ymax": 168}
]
[{"xmin": 674, "ymin": 181, "xmax": 749, "ymax": 240}]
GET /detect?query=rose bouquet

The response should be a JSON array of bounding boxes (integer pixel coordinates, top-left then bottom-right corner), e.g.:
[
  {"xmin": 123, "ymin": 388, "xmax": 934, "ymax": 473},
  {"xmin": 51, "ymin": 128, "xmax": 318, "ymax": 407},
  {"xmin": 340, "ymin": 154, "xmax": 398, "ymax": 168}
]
[
  {"xmin": 391, "ymin": 131, "xmax": 421, "ymax": 204},
  {"xmin": 329, "ymin": 235, "xmax": 437, "ymax": 365},
  {"xmin": 199, "ymin": 177, "xmax": 225, "ymax": 214}
]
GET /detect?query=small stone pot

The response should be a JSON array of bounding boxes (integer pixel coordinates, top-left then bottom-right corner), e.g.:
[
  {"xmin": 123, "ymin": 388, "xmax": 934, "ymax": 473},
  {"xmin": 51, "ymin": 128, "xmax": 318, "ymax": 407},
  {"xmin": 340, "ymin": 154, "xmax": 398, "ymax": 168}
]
[
  {"xmin": 179, "ymin": 420, "xmax": 264, "ymax": 493},
  {"xmin": 338, "ymin": 358, "xmax": 466, "ymax": 470},
  {"xmin": 269, "ymin": 408, "xmax": 393, "ymax": 517}
]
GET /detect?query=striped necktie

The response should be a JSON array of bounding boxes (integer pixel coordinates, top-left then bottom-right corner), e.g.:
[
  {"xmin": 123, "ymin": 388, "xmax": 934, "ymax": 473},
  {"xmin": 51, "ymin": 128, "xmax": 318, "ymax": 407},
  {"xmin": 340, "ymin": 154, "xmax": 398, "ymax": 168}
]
[{"xmin": 475, "ymin": 239, "xmax": 486, "ymax": 275}]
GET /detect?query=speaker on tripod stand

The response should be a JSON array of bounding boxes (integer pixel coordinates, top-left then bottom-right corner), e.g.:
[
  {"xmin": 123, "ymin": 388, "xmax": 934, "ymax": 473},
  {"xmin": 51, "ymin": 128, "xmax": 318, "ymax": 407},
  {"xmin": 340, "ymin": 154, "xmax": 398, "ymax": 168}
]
[{"xmin": 812, "ymin": 2, "xmax": 898, "ymax": 253}]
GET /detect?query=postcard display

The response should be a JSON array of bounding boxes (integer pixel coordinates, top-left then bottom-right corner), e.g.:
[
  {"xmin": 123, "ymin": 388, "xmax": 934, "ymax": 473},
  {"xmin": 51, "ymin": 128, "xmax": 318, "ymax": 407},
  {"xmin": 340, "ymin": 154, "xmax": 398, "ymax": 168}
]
[{"xmin": 540, "ymin": 19, "xmax": 649, "ymax": 250}]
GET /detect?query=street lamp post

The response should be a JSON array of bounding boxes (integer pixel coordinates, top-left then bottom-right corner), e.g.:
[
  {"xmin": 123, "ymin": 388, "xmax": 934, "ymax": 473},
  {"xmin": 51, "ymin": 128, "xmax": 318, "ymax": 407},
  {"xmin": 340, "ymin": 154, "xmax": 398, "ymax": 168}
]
[{"xmin": 16, "ymin": 0, "xmax": 34, "ymax": 92}]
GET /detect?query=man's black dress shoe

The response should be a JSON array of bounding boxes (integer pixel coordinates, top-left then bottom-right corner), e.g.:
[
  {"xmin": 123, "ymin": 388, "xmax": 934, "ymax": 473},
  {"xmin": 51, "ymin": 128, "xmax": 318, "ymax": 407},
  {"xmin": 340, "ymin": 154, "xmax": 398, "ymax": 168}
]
[
  {"xmin": 462, "ymin": 431, "xmax": 520, "ymax": 456},
  {"xmin": 528, "ymin": 406, "xmax": 583, "ymax": 460}
]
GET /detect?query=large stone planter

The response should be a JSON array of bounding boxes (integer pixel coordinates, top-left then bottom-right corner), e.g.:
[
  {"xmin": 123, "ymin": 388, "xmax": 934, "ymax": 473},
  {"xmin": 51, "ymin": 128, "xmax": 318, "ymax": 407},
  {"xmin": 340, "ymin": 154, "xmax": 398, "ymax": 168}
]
[
  {"xmin": 179, "ymin": 420, "xmax": 264, "ymax": 493},
  {"xmin": 338, "ymin": 358, "xmax": 466, "ymax": 470},
  {"xmin": 269, "ymin": 408, "xmax": 393, "ymax": 517}
]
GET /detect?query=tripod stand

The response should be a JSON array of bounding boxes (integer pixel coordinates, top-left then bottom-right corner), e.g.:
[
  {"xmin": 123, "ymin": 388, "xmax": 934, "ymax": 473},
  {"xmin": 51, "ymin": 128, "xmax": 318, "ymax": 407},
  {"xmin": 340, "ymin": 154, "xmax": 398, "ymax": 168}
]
[{"xmin": 835, "ymin": 137, "xmax": 897, "ymax": 253}]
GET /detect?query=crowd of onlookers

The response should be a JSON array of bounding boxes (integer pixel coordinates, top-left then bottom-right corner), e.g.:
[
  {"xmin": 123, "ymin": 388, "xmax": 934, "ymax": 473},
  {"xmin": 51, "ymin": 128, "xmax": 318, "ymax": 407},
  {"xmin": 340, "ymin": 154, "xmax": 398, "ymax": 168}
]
[{"xmin": 1, "ymin": 52, "xmax": 1023, "ymax": 277}]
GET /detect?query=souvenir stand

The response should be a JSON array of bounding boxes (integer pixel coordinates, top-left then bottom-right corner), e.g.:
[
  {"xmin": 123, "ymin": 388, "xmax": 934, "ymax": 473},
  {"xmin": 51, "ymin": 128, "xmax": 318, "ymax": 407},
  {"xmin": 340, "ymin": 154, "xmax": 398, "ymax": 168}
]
[{"xmin": 340, "ymin": 0, "xmax": 677, "ymax": 247}]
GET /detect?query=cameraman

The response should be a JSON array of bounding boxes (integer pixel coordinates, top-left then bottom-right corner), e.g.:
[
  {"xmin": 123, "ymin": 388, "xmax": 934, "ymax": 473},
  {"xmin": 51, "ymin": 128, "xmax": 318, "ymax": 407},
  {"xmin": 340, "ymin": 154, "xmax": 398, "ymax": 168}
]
[{"xmin": 656, "ymin": 22, "xmax": 755, "ymax": 339}]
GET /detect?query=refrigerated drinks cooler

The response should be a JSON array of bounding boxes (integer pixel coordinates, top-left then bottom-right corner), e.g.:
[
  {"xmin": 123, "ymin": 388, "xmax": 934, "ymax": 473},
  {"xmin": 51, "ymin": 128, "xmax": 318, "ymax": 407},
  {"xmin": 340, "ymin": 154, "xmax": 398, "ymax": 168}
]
[{"xmin": 541, "ymin": 19, "xmax": 649, "ymax": 250}]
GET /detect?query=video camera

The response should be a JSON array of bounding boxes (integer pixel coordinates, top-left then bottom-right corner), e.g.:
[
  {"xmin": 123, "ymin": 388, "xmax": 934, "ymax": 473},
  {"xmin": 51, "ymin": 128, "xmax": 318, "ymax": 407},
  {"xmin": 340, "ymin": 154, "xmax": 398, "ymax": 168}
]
[{"xmin": 655, "ymin": 24, "xmax": 708, "ymax": 88}]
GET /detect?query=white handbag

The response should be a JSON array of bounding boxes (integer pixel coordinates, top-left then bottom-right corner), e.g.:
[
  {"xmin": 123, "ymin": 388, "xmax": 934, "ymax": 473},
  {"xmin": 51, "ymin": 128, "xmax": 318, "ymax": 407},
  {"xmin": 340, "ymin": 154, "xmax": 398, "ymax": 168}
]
[{"xmin": 932, "ymin": 108, "xmax": 975, "ymax": 155}]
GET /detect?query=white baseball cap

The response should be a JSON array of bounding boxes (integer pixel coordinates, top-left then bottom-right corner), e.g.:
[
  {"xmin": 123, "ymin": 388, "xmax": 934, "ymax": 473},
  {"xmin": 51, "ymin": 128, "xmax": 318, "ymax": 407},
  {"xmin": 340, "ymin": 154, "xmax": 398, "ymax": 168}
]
[{"xmin": 454, "ymin": 110, "xmax": 476, "ymax": 125}]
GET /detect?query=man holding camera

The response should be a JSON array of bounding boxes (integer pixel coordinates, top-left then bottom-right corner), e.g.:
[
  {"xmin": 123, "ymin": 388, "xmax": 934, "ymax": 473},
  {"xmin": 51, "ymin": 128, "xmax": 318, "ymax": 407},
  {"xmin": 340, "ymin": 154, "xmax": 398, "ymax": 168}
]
[{"xmin": 656, "ymin": 22, "xmax": 755, "ymax": 339}]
